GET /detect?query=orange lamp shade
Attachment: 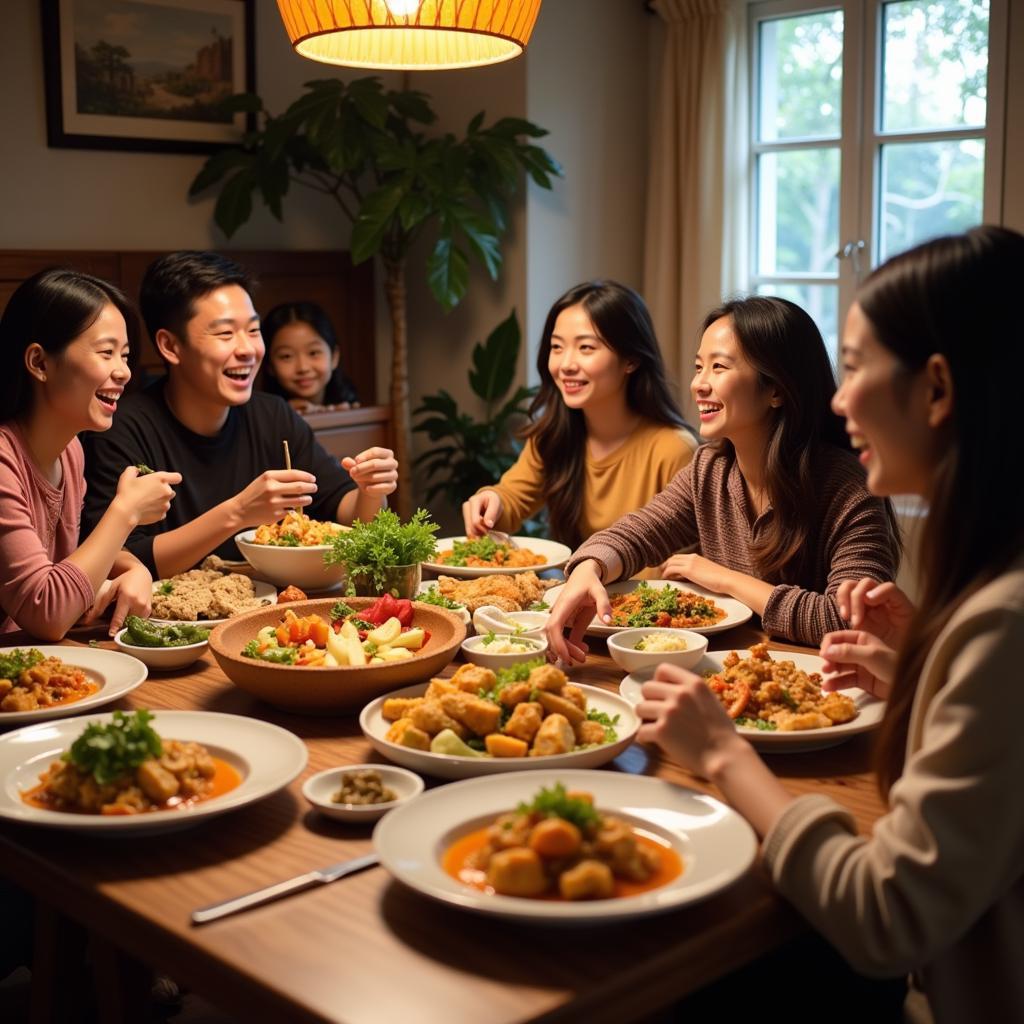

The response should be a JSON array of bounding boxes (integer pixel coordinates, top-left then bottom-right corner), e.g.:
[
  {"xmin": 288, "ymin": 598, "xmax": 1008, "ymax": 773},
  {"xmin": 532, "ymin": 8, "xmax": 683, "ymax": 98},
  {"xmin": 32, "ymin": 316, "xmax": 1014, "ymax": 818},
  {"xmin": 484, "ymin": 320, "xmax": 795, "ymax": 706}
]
[{"xmin": 275, "ymin": 1, "xmax": 543, "ymax": 71}]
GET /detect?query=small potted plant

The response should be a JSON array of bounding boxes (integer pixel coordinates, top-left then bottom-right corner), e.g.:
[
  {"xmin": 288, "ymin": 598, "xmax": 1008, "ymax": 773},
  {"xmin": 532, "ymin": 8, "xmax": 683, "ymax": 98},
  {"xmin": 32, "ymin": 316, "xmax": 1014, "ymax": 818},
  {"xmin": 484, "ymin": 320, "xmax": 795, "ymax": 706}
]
[{"xmin": 325, "ymin": 508, "xmax": 439, "ymax": 598}]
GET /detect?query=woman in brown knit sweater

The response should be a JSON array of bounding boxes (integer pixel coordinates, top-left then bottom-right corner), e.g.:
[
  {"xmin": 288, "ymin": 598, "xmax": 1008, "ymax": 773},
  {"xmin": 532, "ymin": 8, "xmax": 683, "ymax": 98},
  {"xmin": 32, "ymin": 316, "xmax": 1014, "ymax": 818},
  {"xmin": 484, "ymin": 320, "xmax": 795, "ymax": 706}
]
[
  {"xmin": 548, "ymin": 296, "xmax": 900, "ymax": 651},
  {"xmin": 633, "ymin": 226, "xmax": 1024, "ymax": 1023}
]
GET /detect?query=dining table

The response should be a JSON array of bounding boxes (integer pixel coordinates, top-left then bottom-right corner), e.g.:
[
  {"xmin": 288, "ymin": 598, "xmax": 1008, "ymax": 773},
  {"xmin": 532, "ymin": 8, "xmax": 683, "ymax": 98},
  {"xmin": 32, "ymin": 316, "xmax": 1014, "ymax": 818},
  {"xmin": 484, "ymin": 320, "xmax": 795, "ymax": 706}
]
[{"xmin": 0, "ymin": 618, "xmax": 887, "ymax": 1024}]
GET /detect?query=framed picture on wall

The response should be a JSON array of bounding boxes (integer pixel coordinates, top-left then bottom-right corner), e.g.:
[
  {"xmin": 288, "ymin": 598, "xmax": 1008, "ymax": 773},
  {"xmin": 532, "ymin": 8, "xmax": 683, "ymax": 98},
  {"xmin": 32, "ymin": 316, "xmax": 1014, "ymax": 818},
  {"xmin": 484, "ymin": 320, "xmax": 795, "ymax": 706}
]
[{"xmin": 41, "ymin": 0, "xmax": 255, "ymax": 154}]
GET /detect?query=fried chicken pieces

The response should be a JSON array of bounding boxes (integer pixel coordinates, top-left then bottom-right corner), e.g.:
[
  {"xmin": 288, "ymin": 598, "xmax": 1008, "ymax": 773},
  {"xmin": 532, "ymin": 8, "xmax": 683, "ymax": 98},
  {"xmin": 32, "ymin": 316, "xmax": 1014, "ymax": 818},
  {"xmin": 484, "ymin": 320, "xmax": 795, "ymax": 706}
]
[{"xmin": 435, "ymin": 572, "xmax": 555, "ymax": 613}]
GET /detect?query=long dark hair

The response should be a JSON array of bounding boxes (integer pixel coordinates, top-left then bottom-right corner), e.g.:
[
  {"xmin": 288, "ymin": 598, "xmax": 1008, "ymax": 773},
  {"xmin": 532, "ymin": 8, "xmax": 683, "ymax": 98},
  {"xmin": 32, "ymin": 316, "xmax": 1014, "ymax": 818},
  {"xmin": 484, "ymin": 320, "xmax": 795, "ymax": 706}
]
[
  {"xmin": 0, "ymin": 267, "xmax": 138, "ymax": 422},
  {"xmin": 526, "ymin": 281, "xmax": 693, "ymax": 547},
  {"xmin": 261, "ymin": 301, "xmax": 358, "ymax": 405},
  {"xmin": 862, "ymin": 226, "xmax": 1024, "ymax": 795},
  {"xmin": 701, "ymin": 296, "xmax": 900, "ymax": 583}
]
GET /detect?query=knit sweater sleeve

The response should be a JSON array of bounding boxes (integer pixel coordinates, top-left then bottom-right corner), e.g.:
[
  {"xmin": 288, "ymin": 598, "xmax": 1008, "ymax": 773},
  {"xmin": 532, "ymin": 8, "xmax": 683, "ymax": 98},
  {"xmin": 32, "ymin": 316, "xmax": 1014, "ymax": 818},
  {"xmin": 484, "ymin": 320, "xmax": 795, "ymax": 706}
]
[
  {"xmin": 0, "ymin": 441, "xmax": 94, "ymax": 638},
  {"xmin": 482, "ymin": 438, "xmax": 546, "ymax": 534},
  {"xmin": 566, "ymin": 458, "xmax": 699, "ymax": 580},
  {"xmin": 761, "ymin": 462, "xmax": 899, "ymax": 645}
]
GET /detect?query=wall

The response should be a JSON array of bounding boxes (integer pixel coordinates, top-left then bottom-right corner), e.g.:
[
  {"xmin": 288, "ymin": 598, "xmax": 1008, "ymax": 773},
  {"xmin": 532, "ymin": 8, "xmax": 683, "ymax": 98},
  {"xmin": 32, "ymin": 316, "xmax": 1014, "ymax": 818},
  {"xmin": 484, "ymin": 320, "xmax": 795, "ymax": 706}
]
[{"xmin": 523, "ymin": 0, "xmax": 653, "ymax": 383}]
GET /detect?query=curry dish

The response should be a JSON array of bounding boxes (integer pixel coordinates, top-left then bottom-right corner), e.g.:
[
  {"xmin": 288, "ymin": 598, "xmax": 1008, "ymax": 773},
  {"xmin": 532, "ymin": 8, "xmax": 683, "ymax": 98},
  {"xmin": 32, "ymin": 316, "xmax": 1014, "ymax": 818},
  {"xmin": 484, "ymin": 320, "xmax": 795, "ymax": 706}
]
[
  {"xmin": 609, "ymin": 583, "xmax": 726, "ymax": 629},
  {"xmin": 0, "ymin": 650, "xmax": 97, "ymax": 714}
]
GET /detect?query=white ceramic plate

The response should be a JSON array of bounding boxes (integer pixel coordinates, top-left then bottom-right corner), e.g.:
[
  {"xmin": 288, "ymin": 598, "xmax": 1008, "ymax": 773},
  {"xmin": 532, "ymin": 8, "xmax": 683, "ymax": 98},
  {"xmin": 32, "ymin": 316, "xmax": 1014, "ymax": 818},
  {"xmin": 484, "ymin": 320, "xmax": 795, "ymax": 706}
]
[
  {"xmin": 619, "ymin": 649, "xmax": 885, "ymax": 752},
  {"xmin": 546, "ymin": 579, "xmax": 753, "ymax": 637},
  {"xmin": 422, "ymin": 537, "xmax": 571, "ymax": 578},
  {"xmin": 0, "ymin": 710, "xmax": 308, "ymax": 834},
  {"xmin": 0, "ymin": 646, "xmax": 148, "ymax": 727},
  {"xmin": 360, "ymin": 681, "xmax": 638, "ymax": 780},
  {"xmin": 150, "ymin": 578, "xmax": 278, "ymax": 628},
  {"xmin": 374, "ymin": 768, "xmax": 757, "ymax": 924}
]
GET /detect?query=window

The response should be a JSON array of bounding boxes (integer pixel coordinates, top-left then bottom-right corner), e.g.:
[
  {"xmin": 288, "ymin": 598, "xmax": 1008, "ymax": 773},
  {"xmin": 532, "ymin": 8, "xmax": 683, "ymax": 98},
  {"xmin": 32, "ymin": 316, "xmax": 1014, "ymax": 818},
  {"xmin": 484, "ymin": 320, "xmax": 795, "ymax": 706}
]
[{"xmin": 749, "ymin": 0, "xmax": 1006, "ymax": 356}]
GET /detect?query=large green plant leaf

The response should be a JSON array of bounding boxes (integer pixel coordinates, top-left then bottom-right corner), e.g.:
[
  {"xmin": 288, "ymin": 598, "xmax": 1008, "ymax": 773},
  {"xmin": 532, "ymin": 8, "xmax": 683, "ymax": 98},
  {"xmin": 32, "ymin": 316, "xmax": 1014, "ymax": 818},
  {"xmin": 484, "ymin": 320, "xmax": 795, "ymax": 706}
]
[
  {"xmin": 427, "ymin": 236, "xmax": 469, "ymax": 310},
  {"xmin": 468, "ymin": 311, "xmax": 520, "ymax": 403},
  {"xmin": 351, "ymin": 183, "xmax": 406, "ymax": 265}
]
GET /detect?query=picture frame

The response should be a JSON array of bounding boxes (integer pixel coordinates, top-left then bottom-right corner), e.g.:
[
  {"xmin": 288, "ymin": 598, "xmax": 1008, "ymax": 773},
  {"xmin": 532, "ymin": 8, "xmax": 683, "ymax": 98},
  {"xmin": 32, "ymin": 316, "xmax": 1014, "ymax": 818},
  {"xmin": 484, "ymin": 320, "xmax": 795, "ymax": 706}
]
[{"xmin": 41, "ymin": 0, "xmax": 255, "ymax": 155}]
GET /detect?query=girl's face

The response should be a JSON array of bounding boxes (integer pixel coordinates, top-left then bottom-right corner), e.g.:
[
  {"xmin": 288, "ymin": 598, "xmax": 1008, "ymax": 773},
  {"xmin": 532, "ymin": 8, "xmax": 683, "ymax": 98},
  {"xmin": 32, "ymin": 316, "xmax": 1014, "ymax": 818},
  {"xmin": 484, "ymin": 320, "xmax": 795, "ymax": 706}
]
[
  {"xmin": 269, "ymin": 322, "xmax": 339, "ymax": 406},
  {"xmin": 832, "ymin": 302, "xmax": 945, "ymax": 497},
  {"xmin": 691, "ymin": 316, "xmax": 776, "ymax": 445},
  {"xmin": 547, "ymin": 304, "xmax": 634, "ymax": 416},
  {"xmin": 36, "ymin": 302, "xmax": 131, "ymax": 433}
]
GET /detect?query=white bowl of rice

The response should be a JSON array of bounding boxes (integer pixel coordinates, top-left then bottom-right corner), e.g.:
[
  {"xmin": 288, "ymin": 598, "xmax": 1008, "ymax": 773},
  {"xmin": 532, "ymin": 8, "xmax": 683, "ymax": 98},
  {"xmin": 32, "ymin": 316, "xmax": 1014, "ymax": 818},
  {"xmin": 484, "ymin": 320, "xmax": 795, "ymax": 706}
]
[
  {"xmin": 606, "ymin": 628, "xmax": 708, "ymax": 674},
  {"xmin": 235, "ymin": 530, "xmax": 346, "ymax": 591}
]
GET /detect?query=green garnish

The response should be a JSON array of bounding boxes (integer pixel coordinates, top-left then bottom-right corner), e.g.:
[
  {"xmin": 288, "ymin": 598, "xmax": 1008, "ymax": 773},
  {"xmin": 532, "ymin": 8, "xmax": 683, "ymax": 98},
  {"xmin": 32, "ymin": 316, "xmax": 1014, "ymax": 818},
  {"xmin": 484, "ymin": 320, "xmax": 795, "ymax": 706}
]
[
  {"xmin": 63, "ymin": 710, "xmax": 162, "ymax": 785},
  {"xmin": 135, "ymin": 463, "xmax": 155, "ymax": 475},
  {"xmin": 241, "ymin": 640, "xmax": 298, "ymax": 664},
  {"xmin": 325, "ymin": 508, "xmax": 439, "ymax": 593},
  {"xmin": 585, "ymin": 708, "xmax": 620, "ymax": 742},
  {"xmin": 477, "ymin": 658, "xmax": 546, "ymax": 715},
  {"xmin": 620, "ymin": 582, "xmax": 719, "ymax": 628},
  {"xmin": 735, "ymin": 716, "xmax": 778, "ymax": 732},
  {"xmin": 481, "ymin": 631, "xmax": 534, "ymax": 648},
  {"xmin": 443, "ymin": 536, "xmax": 502, "ymax": 566},
  {"xmin": 416, "ymin": 586, "xmax": 465, "ymax": 611},
  {"xmin": 779, "ymin": 688, "xmax": 799, "ymax": 710},
  {"xmin": 88, "ymin": 639, "xmax": 100, "ymax": 648},
  {"xmin": 158, "ymin": 580, "xmax": 174, "ymax": 595},
  {"xmin": 330, "ymin": 601, "xmax": 357, "ymax": 621},
  {"xmin": 528, "ymin": 601, "xmax": 549, "ymax": 612},
  {"xmin": 267, "ymin": 533, "xmax": 301, "ymax": 547},
  {"xmin": 518, "ymin": 783, "xmax": 600, "ymax": 831},
  {"xmin": 0, "ymin": 648, "xmax": 44, "ymax": 680}
]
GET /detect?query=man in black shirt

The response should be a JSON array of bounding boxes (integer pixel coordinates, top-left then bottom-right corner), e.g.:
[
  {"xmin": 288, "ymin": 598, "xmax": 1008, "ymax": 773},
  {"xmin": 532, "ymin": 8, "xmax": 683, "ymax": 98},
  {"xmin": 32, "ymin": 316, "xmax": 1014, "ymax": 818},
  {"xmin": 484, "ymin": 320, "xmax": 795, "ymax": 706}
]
[{"xmin": 81, "ymin": 252, "xmax": 397, "ymax": 577}]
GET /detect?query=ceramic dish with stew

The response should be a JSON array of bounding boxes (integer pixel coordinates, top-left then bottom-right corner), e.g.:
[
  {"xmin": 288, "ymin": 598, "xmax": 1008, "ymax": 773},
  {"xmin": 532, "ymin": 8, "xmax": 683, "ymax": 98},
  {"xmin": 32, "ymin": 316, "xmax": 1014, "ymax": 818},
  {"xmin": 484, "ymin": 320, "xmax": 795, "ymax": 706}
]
[
  {"xmin": 374, "ymin": 768, "xmax": 757, "ymax": 924},
  {"xmin": 0, "ymin": 710, "xmax": 307, "ymax": 835},
  {"xmin": 0, "ymin": 646, "xmax": 148, "ymax": 727}
]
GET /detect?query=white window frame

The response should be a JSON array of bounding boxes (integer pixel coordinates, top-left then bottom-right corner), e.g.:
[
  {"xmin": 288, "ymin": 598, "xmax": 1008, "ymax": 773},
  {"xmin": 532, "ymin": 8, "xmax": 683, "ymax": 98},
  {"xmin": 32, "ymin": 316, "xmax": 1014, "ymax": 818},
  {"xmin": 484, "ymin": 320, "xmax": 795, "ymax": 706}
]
[{"xmin": 747, "ymin": 0, "xmax": 1008, "ymax": 327}]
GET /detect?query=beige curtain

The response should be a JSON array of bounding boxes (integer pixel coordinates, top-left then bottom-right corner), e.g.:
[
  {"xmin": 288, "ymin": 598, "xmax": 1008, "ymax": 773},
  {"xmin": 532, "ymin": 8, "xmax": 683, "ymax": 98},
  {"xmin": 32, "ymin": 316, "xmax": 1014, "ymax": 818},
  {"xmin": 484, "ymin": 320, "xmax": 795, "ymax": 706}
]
[{"xmin": 644, "ymin": 0, "xmax": 748, "ymax": 420}]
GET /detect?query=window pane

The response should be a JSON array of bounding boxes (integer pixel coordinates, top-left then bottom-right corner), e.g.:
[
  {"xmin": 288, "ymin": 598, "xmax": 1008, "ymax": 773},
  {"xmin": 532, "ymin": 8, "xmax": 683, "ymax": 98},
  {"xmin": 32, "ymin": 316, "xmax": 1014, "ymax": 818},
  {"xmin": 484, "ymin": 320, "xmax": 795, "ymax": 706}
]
[
  {"xmin": 759, "ymin": 11, "xmax": 843, "ymax": 142},
  {"xmin": 881, "ymin": 0, "xmax": 989, "ymax": 133},
  {"xmin": 878, "ymin": 139, "xmax": 984, "ymax": 261},
  {"xmin": 757, "ymin": 149, "xmax": 840, "ymax": 275},
  {"xmin": 756, "ymin": 283, "xmax": 839, "ymax": 361}
]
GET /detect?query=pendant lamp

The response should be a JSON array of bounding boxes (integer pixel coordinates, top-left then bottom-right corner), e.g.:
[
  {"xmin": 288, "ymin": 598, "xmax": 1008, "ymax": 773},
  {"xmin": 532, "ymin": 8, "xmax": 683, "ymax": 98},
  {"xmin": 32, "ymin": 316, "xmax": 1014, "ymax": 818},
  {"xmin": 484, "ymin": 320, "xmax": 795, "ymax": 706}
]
[{"xmin": 275, "ymin": 1, "xmax": 543, "ymax": 71}]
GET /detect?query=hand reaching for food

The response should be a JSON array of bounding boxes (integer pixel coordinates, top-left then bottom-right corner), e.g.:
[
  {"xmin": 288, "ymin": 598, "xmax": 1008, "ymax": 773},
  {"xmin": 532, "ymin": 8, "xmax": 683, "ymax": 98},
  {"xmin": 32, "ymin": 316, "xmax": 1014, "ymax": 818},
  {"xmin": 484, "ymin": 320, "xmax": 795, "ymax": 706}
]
[
  {"xmin": 545, "ymin": 560, "xmax": 612, "ymax": 665},
  {"xmin": 819, "ymin": 628, "xmax": 896, "ymax": 700},
  {"xmin": 80, "ymin": 564, "xmax": 153, "ymax": 636},
  {"xmin": 342, "ymin": 447, "xmax": 398, "ymax": 496},
  {"xmin": 462, "ymin": 490, "xmax": 504, "ymax": 538},
  {"xmin": 114, "ymin": 465, "xmax": 181, "ymax": 526}
]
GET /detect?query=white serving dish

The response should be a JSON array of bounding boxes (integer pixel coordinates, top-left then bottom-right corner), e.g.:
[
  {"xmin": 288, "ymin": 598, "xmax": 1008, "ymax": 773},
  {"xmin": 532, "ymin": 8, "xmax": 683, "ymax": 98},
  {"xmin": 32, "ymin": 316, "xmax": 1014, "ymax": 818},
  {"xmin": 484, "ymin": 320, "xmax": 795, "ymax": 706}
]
[
  {"xmin": 113, "ymin": 629, "xmax": 209, "ymax": 671},
  {"xmin": 606, "ymin": 628, "xmax": 708, "ymax": 673},
  {"xmin": 235, "ymin": 530, "xmax": 346, "ymax": 590},
  {"xmin": 302, "ymin": 764, "xmax": 424, "ymax": 823},
  {"xmin": 460, "ymin": 633, "xmax": 548, "ymax": 670},
  {"xmin": 422, "ymin": 537, "xmax": 571, "ymax": 578}
]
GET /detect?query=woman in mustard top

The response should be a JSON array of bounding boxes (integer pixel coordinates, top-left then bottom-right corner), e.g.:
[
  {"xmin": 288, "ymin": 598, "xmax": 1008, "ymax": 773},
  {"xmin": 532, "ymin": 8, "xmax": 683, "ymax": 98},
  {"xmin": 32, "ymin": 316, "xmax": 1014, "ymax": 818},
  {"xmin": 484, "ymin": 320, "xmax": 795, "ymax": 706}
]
[{"xmin": 463, "ymin": 281, "xmax": 698, "ymax": 548}]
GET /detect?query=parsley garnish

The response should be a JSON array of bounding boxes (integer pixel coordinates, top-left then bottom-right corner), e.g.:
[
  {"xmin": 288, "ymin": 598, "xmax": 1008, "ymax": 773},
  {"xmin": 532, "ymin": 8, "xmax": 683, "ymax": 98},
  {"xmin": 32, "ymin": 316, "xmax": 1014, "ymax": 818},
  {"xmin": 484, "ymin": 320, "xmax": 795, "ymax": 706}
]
[
  {"xmin": 584, "ymin": 708, "xmax": 620, "ymax": 742},
  {"xmin": 63, "ymin": 710, "xmax": 162, "ymax": 785},
  {"xmin": 0, "ymin": 648, "xmax": 44, "ymax": 680},
  {"xmin": 518, "ymin": 783, "xmax": 600, "ymax": 831},
  {"xmin": 444, "ymin": 536, "xmax": 502, "ymax": 566},
  {"xmin": 416, "ymin": 586, "xmax": 465, "ymax": 611}
]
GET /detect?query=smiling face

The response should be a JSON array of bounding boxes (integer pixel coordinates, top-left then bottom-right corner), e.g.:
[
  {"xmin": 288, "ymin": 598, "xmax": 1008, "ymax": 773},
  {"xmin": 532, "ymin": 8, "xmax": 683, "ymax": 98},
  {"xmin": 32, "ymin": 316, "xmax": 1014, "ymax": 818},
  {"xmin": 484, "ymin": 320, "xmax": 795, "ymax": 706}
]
[
  {"xmin": 161, "ymin": 284, "xmax": 263, "ymax": 412},
  {"xmin": 547, "ymin": 303, "xmax": 633, "ymax": 416},
  {"xmin": 832, "ymin": 302, "xmax": 945, "ymax": 497},
  {"xmin": 268, "ymin": 321, "xmax": 339, "ymax": 405},
  {"xmin": 33, "ymin": 302, "xmax": 131, "ymax": 433},
  {"xmin": 691, "ymin": 316, "xmax": 776, "ymax": 446}
]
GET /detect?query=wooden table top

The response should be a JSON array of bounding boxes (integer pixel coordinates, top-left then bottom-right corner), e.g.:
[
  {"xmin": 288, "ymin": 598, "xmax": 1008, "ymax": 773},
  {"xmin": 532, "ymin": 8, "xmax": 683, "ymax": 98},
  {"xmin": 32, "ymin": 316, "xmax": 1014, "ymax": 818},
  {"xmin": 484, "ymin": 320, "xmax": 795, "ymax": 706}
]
[{"xmin": 0, "ymin": 624, "xmax": 886, "ymax": 1024}]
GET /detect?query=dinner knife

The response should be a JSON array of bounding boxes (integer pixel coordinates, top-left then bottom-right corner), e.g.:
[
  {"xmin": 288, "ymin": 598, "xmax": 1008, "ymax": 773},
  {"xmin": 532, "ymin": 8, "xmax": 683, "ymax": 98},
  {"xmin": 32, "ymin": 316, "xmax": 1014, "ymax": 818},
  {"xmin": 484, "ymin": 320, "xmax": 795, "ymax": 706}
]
[{"xmin": 191, "ymin": 852, "xmax": 380, "ymax": 925}]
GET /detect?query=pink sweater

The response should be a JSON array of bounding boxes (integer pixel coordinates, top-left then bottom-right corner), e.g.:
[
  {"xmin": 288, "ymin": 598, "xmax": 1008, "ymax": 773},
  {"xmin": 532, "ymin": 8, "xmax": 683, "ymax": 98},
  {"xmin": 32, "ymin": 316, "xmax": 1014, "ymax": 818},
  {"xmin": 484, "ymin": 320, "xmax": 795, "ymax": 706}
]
[{"xmin": 0, "ymin": 424, "xmax": 95, "ymax": 637}]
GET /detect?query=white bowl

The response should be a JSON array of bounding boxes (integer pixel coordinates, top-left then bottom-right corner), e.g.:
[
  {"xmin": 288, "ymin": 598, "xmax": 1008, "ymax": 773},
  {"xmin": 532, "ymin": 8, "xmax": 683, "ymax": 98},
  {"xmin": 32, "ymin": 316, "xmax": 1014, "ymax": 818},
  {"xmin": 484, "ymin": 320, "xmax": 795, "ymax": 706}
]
[
  {"xmin": 234, "ymin": 530, "xmax": 347, "ymax": 590},
  {"xmin": 113, "ymin": 629, "xmax": 209, "ymax": 670},
  {"xmin": 606, "ymin": 628, "xmax": 709, "ymax": 673},
  {"xmin": 302, "ymin": 764, "xmax": 424, "ymax": 822},
  {"xmin": 471, "ymin": 605, "xmax": 549, "ymax": 640},
  {"xmin": 460, "ymin": 633, "xmax": 548, "ymax": 670}
]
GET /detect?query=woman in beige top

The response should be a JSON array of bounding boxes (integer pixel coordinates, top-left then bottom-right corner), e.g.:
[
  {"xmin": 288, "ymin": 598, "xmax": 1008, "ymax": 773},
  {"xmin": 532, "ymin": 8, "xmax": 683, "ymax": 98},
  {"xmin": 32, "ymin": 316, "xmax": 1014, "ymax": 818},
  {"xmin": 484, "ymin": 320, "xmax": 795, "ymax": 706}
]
[
  {"xmin": 463, "ymin": 281, "xmax": 697, "ymax": 548},
  {"xmin": 635, "ymin": 226, "xmax": 1024, "ymax": 1022}
]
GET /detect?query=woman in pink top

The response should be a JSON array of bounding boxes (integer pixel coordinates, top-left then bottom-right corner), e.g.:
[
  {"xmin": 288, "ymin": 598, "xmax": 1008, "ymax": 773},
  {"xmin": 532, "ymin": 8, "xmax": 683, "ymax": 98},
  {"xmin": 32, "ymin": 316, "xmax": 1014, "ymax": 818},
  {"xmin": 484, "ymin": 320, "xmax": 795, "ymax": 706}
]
[{"xmin": 0, "ymin": 268, "xmax": 180, "ymax": 639}]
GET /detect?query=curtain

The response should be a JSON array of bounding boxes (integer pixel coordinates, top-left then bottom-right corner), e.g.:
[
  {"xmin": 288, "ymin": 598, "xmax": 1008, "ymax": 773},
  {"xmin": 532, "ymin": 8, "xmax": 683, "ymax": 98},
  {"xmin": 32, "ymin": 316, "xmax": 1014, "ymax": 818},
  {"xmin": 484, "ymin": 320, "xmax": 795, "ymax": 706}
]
[{"xmin": 644, "ymin": 0, "xmax": 748, "ymax": 420}]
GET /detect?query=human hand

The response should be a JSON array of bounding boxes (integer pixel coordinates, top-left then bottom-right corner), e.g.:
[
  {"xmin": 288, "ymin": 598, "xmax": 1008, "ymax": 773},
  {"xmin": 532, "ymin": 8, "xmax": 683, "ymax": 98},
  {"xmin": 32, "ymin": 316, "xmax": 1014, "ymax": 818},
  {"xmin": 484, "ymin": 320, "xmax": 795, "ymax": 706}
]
[
  {"xmin": 836, "ymin": 579, "xmax": 915, "ymax": 648},
  {"xmin": 819, "ymin": 628, "xmax": 896, "ymax": 700},
  {"xmin": 462, "ymin": 491, "xmax": 504, "ymax": 538},
  {"xmin": 231, "ymin": 469, "xmax": 318, "ymax": 527},
  {"xmin": 114, "ymin": 466, "xmax": 181, "ymax": 527},
  {"xmin": 659, "ymin": 553, "xmax": 728, "ymax": 593},
  {"xmin": 81, "ymin": 564, "xmax": 153, "ymax": 636},
  {"xmin": 544, "ymin": 560, "xmax": 611, "ymax": 665},
  {"xmin": 636, "ymin": 664, "xmax": 749, "ymax": 778},
  {"xmin": 342, "ymin": 447, "xmax": 398, "ymax": 497}
]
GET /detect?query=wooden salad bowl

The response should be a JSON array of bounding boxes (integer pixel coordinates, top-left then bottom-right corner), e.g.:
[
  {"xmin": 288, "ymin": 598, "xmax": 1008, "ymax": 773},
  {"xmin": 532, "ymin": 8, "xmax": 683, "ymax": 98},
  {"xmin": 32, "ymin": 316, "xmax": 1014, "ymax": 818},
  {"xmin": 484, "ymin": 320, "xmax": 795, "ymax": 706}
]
[{"xmin": 209, "ymin": 597, "xmax": 467, "ymax": 714}]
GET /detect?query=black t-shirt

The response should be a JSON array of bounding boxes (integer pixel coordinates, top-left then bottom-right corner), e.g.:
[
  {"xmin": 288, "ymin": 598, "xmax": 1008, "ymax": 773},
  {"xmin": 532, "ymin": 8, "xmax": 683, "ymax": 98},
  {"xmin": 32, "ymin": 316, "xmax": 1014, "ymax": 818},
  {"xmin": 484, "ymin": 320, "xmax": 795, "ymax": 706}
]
[{"xmin": 80, "ymin": 379, "xmax": 356, "ymax": 573}]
